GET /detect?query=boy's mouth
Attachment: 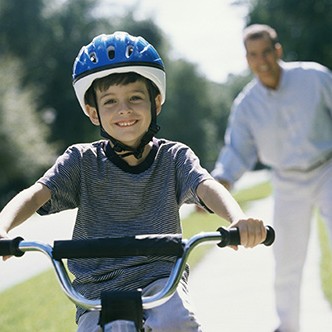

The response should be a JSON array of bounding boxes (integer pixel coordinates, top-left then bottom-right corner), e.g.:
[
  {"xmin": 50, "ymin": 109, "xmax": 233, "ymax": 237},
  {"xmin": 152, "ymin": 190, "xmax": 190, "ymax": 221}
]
[{"xmin": 116, "ymin": 120, "xmax": 137, "ymax": 127}]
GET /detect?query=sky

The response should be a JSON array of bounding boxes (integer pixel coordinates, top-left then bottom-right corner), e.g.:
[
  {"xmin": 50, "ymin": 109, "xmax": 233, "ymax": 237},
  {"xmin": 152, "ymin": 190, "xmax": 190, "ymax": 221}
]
[{"xmin": 103, "ymin": 0, "xmax": 249, "ymax": 83}]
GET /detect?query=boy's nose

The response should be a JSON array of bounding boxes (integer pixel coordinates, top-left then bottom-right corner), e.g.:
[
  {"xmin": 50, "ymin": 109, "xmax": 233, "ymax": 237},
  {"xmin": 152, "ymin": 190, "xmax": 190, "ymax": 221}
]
[{"xmin": 118, "ymin": 101, "xmax": 132, "ymax": 114}]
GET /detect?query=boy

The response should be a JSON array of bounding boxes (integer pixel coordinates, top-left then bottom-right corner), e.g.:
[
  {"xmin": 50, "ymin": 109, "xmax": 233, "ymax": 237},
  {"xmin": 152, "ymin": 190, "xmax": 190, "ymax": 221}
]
[{"xmin": 0, "ymin": 32, "xmax": 267, "ymax": 331}]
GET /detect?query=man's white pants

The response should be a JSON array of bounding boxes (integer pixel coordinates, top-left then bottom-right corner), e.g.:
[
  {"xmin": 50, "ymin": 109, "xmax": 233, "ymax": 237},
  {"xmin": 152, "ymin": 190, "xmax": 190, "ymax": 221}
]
[{"xmin": 272, "ymin": 159, "xmax": 332, "ymax": 332}]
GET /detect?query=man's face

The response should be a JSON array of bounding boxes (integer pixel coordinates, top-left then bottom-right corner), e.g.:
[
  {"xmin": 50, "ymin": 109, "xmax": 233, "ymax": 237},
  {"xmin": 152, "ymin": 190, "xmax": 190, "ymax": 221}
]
[{"xmin": 245, "ymin": 36, "xmax": 282, "ymax": 89}]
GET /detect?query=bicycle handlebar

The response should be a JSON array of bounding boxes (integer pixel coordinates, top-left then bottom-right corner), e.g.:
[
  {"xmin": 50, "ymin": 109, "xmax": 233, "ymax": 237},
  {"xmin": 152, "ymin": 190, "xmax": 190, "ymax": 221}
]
[
  {"xmin": 0, "ymin": 226, "xmax": 275, "ymax": 310},
  {"xmin": 0, "ymin": 226, "xmax": 275, "ymax": 258}
]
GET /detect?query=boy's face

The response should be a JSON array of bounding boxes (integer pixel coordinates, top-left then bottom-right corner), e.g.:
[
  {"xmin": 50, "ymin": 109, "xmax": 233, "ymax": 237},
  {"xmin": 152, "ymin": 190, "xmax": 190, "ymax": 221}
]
[{"xmin": 86, "ymin": 80, "xmax": 161, "ymax": 148}]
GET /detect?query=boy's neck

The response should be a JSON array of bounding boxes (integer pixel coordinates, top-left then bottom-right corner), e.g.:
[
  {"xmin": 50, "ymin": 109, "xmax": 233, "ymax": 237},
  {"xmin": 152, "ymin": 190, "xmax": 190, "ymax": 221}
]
[{"xmin": 117, "ymin": 142, "xmax": 153, "ymax": 166}]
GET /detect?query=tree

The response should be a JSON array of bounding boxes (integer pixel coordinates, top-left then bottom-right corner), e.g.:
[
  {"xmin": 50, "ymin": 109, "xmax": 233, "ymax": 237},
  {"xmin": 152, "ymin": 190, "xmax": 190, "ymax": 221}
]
[
  {"xmin": 0, "ymin": 0, "xmax": 110, "ymax": 150},
  {"xmin": 0, "ymin": 58, "xmax": 57, "ymax": 208},
  {"xmin": 158, "ymin": 59, "xmax": 216, "ymax": 168},
  {"xmin": 207, "ymin": 72, "xmax": 252, "ymax": 158},
  {"xmin": 246, "ymin": 0, "xmax": 332, "ymax": 68}
]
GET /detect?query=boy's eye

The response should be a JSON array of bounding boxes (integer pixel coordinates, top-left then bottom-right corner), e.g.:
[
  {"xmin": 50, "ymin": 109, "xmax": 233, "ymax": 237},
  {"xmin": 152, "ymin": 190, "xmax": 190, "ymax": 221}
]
[
  {"xmin": 130, "ymin": 95, "xmax": 143, "ymax": 102},
  {"xmin": 104, "ymin": 98, "xmax": 116, "ymax": 105}
]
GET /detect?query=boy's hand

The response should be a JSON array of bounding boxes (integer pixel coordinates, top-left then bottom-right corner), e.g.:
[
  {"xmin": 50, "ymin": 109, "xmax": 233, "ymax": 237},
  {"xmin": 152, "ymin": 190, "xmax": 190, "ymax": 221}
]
[
  {"xmin": 0, "ymin": 228, "xmax": 9, "ymax": 239},
  {"xmin": 229, "ymin": 218, "xmax": 266, "ymax": 249}
]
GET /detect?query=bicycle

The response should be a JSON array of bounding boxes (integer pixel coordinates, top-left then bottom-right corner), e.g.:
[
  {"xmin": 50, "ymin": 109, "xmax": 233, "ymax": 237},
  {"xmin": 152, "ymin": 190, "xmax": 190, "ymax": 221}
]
[{"xmin": 0, "ymin": 226, "xmax": 275, "ymax": 331}]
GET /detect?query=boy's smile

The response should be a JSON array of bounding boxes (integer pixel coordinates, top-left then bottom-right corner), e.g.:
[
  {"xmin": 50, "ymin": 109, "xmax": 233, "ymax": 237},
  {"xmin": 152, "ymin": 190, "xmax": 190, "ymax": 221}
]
[{"xmin": 115, "ymin": 120, "xmax": 137, "ymax": 127}]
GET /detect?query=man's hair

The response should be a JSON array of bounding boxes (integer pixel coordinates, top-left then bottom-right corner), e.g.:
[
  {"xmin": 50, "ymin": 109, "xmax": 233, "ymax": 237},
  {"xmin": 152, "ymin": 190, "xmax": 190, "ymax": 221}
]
[
  {"xmin": 84, "ymin": 72, "xmax": 160, "ymax": 107},
  {"xmin": 243, "ymin": 24, "xmax": 279, "ymax": 47}
]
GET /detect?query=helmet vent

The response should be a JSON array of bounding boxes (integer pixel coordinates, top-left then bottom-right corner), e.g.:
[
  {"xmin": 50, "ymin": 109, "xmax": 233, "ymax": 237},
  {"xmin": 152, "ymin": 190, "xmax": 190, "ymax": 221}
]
[
  {"xmin": 126, "ymin": 45, "xmax": 134, "ymax": 58},
  {"xmin": 90, "ymin": 52, "xmax": 98, "ymax": 63},
  {"xmin": 107, "ymin": 46, "xmax": 115, "ymax": 60}
]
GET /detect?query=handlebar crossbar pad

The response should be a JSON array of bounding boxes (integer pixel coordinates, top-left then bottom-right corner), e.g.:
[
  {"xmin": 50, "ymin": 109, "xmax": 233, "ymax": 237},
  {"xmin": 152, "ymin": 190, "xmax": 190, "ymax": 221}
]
[
  {"xmin": 52, "ymin": 235, "xmax": 184, "ymax": 260},
  {"xmin": 0, "ymin": 237, "xmax": 24, "ymax": 257}
]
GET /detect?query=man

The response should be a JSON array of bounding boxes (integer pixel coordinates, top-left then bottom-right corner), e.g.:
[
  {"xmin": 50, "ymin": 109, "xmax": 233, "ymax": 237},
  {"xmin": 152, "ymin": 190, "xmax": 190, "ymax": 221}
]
[{"xmin": 212, "ymin": 24, "xmax": 332, "ymax": 332}]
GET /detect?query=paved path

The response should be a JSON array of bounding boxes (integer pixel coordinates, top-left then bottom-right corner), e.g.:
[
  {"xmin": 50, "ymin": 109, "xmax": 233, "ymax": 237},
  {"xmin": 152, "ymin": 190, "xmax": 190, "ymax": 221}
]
[
  {"xmin": 0, "ymin": 209, "xmax": 76, "ymax": 291},
  {"xmin": 189, "ymin": 196, "xmax": 332, "ymax": 331}
]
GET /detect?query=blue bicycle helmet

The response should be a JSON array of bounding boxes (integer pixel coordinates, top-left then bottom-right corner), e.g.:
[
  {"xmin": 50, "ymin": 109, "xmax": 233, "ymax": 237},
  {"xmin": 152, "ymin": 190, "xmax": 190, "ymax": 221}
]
[
  {"xmin": 72, "ymin": 31, "xmax": 166, "ymax": 159},
  {"xmin": 73, "ymin": 31, "xmax": 166, "ymax": 114}
]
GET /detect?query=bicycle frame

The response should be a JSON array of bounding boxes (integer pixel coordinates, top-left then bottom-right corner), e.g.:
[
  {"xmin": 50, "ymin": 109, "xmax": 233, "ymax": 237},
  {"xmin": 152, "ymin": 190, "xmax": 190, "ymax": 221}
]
[{"xmin": 0, "ymin": 226, "xmax": 275, "ymax": 330}]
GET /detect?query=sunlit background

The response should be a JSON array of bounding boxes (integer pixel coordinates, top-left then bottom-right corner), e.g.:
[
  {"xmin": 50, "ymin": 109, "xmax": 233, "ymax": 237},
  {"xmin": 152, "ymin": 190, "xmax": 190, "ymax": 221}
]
[{"xmin": 99, "ymin": 0, "xmax": 248, "ymax": 83}]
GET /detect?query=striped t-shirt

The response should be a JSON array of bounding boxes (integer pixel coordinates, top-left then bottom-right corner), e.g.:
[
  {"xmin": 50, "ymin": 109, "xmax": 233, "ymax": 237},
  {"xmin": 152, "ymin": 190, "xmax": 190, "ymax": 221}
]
[{"xmin": 37, "ymin": 137, "xmax": 212, "ymax": 320}]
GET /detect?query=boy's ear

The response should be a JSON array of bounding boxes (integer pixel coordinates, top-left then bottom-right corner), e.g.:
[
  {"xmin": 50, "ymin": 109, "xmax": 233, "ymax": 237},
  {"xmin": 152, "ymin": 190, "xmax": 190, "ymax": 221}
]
[
  {"xmin": 155, "ymin": 94, "xmax": 162, "ymax": 115},
  {"xmin": 85, "ymin": 105, "xmax": 100, "ymax": 126}
]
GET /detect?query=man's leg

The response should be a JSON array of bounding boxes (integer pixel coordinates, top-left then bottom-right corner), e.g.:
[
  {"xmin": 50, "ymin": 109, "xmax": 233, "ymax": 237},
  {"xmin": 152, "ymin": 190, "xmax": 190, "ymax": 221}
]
[{"xmin": 273, "ymin": 178, "xmax": 313, "ymax": 332}]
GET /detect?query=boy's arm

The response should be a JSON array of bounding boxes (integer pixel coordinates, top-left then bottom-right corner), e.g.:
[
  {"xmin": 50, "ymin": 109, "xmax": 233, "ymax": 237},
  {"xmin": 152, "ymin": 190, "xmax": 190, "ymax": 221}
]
[
  {"xmin": 0, "ymin": 182, "xmax": 51, "ymax": 239},
  {"xmin": 217, "ymin": 179, "xmax": 231, "ymax": 191},
  {"xmin": 196, "ymin": 178, "xmax": 266, "ymax": 248}
]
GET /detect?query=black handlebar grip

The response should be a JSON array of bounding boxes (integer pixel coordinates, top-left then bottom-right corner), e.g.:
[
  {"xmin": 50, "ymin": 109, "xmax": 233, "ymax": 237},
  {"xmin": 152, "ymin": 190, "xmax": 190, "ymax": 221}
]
[
  {"xmin": 0, "ymin": 237, "xmax": 25, "ymax": 257},
  {"xmin": 217, "ymin": 227, "xmax": 240, "ymax": 247},
  {"xmin": 217, "ymin": 226, "xmax": 275, "ymax": 248},
  {"xmin": 263, "ymin": 225, "xmax": 275, "ymax": 246}
]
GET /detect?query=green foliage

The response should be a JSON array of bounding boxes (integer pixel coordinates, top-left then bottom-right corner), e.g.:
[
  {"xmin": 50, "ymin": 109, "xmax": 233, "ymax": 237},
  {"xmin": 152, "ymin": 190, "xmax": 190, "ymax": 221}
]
[
  {"xmin": 0, "ymin": 58, "xmax": 57, "ymax": 207},
  {"xmin": 206, "ymin": 73, "xmax": 252, "ymax": 168},
  {"xmin": 116, "ymin": 12, "xmax": 170, "ymax": 58},
  {"xmin": 158, "ymin": 59, "xmax": 216, "ymax": 168},
  {"xmin": 0, "ymin": 0, "xmax": 110, "ymax": 149},
  {"xmin": 247, "ymin": 0, "xmax": 332, "ymax": 68}
]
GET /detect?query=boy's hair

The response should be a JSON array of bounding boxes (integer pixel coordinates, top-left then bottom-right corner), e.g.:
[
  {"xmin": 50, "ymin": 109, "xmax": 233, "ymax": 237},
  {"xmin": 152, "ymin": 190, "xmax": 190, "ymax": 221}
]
[
  {"xmin": 243, "ymin": 24, "xmax": 279, "ymax": 47},
  {"xmin": 84, "ymin": 72, "xmax": 160, "ymax": 107}
]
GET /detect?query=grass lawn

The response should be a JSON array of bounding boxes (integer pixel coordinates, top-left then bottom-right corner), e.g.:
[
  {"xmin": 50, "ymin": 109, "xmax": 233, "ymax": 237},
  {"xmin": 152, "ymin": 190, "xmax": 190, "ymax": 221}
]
[
  {"xmin": 1, "ymin": 180, "xmax": 331, "ymax": 330},
  {"xmin": 318, "ymin": 216, "xmax": 332, "ymax": 305},
  {"xmin": 0, "ymin": 270, "xmax": 76, "ymax": 331}
]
